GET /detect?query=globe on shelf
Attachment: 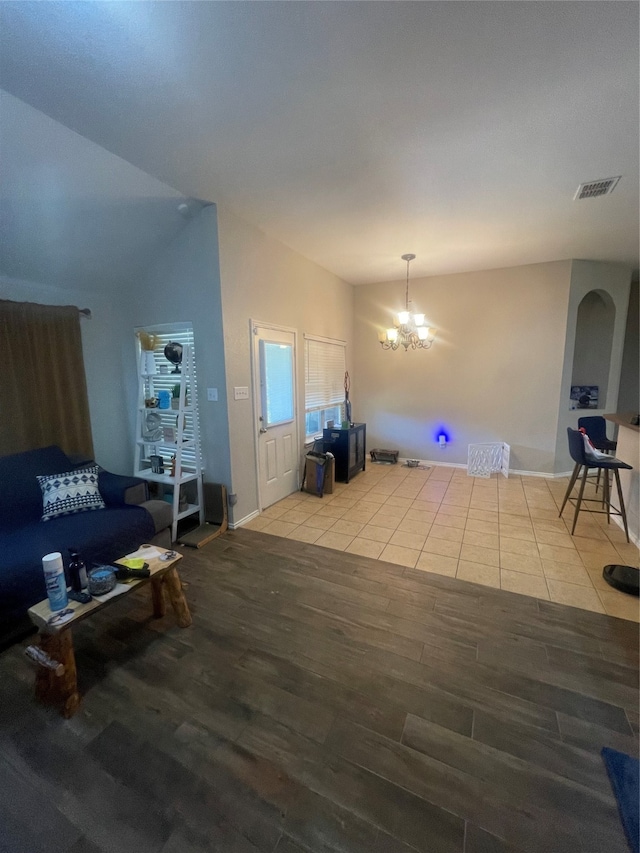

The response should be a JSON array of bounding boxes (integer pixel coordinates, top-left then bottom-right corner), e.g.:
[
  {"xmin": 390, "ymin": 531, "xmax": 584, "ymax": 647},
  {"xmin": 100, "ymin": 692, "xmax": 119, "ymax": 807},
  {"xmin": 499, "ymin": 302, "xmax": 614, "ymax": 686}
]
[{"xmin": 164, "ymin": 342, "xmax": 183, "ymax": 374}]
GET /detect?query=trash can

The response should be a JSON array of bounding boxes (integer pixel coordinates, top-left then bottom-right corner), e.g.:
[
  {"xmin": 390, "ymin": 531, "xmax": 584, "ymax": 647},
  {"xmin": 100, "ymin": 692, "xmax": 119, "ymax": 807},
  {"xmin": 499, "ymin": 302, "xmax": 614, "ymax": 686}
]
[{"xmin": 302, "ymin": 451, "xmax": 335, "ymax": 497}]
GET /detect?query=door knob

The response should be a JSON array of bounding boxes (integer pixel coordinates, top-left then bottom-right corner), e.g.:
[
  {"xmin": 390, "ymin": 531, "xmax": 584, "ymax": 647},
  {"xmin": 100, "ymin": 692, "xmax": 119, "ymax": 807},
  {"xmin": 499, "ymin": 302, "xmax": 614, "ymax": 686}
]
[{"xmin": 259, "ymin": 427, "xmax": 267, "ymax": 434}]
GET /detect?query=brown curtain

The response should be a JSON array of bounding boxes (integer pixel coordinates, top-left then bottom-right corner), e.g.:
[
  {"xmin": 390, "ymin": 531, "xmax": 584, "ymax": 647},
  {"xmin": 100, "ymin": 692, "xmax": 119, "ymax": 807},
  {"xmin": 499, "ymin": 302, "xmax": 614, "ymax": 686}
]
[{"xmin": 1, "ymin": 300, "xmax": 94, "ymax": 459}]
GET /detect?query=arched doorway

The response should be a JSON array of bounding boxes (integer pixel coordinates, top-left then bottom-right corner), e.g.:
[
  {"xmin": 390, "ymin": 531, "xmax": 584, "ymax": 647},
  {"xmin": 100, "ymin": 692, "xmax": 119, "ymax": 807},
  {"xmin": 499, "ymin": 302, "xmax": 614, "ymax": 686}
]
[{"xmin": 571, "ymin": 289, "xmax": 616, "ymax": 409}]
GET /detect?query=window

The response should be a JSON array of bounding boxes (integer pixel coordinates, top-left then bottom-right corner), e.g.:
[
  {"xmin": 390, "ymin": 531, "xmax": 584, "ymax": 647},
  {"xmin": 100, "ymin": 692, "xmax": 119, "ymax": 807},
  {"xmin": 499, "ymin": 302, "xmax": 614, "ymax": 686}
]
[
  {"xmin": 304, "ymin": 335, "xmax": 346, "ymax": 441},
  {"xmin": 260, "ymin": 340, "xmax": 294, "ymax": 427}
]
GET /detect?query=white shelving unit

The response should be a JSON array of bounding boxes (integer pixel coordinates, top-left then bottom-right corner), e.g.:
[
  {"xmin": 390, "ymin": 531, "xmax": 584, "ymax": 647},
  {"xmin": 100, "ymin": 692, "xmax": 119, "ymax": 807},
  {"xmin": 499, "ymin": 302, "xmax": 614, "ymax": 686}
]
[{"xmin": 134, "ymin": 341, "xmax": 204, "ymax": 541}]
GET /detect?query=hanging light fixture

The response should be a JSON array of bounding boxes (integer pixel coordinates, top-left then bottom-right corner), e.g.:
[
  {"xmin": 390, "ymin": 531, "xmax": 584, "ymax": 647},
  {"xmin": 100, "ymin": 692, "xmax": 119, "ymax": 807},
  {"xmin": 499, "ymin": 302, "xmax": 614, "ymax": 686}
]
[{"xmin": 378, "ymin": 254, "xmax": 436, "ymax": 351}]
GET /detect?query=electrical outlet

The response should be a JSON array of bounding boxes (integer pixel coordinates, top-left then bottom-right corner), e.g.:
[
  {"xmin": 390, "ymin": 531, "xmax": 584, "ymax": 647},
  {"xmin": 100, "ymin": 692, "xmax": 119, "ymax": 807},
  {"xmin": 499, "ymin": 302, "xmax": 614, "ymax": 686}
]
[
  {"xmin": 207, "ymin": 388, "xmax": 218, "ymax": 402},
  {"xmin": 234, "ymin": 386, "xmax": 249, "ymax": 400}
]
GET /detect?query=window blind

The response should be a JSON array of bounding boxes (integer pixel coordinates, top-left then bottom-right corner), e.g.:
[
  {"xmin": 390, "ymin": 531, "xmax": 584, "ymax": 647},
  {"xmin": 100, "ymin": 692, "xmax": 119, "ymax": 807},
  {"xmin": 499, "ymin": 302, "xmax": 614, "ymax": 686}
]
[
  {"xmin": 135, "ymin": 322, "xmax": 202, "ymax": 469},
  {"xmin": 304, "ymin": 336, "xmax": 346, "ymax": 413}
]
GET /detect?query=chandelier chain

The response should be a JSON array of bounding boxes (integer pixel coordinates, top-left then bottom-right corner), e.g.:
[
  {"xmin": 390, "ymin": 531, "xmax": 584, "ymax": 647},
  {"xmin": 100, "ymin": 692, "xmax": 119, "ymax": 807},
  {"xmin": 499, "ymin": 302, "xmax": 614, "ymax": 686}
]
[{"xmin": 405, "ymin": 257, "xmax": 410, "ymax": 311}]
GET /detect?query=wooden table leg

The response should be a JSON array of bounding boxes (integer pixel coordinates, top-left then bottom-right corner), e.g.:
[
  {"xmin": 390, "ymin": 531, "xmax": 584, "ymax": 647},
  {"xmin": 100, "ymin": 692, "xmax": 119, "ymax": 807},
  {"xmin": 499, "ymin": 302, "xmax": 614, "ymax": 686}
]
[
  {"xmin": 164, "ymin": 567, "xmax": 192, "ymax": 627},
  {"xmin": 151, "ymin": 576, "xmax": 166, "ymax": 618},
  {"xmin": 34, "ymin": 629, "xmax": 81, "ymax": 718}
]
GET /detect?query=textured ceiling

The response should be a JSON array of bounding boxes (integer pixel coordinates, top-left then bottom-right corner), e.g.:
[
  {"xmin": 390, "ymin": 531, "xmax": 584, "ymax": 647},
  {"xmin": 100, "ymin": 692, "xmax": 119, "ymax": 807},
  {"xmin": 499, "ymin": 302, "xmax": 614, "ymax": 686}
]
[{"xmin": 0, "ymin": 1, "xmax": 638, "ymax": 285}]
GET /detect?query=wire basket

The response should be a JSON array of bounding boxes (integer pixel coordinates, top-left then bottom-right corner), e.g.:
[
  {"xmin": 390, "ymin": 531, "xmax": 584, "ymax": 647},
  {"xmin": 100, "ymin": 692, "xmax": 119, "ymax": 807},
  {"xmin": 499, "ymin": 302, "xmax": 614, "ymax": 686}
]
[{"xmin": 467, "ymin": 443, "xmax": 510, "ymax": 478}]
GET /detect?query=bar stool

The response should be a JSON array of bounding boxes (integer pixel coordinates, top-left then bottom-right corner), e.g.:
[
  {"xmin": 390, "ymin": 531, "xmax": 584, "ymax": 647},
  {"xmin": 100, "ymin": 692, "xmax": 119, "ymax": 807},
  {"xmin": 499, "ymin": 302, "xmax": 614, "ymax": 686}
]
[
  {"xmin": 577, "ymin": 416, "xmax": 617, "ymax": 453},
  {"xmin": 559, "ymin": 427, "xmax": 632, "ymax": 542},
  {"xmin": 578, "ymin": 415, "xmax": 617, "ymax": 493}
]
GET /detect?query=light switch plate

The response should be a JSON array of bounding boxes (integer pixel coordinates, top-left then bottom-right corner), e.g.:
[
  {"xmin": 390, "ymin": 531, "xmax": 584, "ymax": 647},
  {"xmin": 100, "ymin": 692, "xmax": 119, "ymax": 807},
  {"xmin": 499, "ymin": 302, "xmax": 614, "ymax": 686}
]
[
  {"xmin": 207, "ymin": 388, "xmax": 218, "ymax": 401},
  {"xmin": 234, "ymin": 386, "xmax": 249, "ymax": 400}
]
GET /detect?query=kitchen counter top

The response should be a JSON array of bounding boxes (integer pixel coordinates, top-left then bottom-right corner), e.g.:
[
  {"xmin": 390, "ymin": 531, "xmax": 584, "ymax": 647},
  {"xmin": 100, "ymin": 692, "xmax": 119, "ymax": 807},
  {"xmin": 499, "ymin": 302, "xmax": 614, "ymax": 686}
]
[
  {"xmin": 604, "ymin": 413, "xmax": 639, "ymax": 544},
  {"xmin": 604, "ymin": 412, "xmax": 640, "ymax": 433}
]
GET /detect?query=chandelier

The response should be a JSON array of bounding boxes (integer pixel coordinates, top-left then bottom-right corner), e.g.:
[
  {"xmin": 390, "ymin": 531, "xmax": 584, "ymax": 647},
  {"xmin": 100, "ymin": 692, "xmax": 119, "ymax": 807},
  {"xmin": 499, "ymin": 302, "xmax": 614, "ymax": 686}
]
[{"xmin": 378, "ymin": 254, "xmax": 436, "ymax": 351}]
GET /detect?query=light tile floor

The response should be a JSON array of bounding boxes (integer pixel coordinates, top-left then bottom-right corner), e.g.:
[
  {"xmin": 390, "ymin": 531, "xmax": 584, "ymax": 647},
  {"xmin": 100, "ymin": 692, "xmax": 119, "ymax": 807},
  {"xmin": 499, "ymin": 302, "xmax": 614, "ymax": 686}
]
[{"xmin": 245, "ymin": 463, "xmax": 640, "ymax": 622}]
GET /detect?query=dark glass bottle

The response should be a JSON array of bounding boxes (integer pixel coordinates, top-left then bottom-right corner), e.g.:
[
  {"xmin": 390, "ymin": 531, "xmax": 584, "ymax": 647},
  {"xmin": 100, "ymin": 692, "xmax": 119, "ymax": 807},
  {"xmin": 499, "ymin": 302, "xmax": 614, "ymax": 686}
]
[{"xmin": 68, "ymin": 549, "xmax": 88, "ymax": 592}]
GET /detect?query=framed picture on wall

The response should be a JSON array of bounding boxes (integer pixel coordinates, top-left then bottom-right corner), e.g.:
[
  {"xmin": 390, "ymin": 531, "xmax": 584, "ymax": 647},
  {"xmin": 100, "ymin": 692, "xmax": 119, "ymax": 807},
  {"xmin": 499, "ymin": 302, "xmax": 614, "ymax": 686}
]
[{"xmin": 570, "ymin": 385, "xmax": 599, "ymax": 410}]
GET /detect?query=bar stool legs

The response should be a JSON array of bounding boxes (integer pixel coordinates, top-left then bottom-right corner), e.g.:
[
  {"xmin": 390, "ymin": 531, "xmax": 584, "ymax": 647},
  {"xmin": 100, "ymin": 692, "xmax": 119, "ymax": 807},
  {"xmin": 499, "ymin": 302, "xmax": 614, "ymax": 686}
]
[
  {"xmin": 613, "ymin": 469, "xmax": 630, "ymax": 542},
  {"xmin": 559, "ymin": 463, "xmax": 630, "ymax": 543},
  {"xmin": 559, "ymin": 464, "xmax": 581, "ymax": 518},
  {"xmin": 570, "ymin": 466, "xmax": 590, "ymax": 535}
]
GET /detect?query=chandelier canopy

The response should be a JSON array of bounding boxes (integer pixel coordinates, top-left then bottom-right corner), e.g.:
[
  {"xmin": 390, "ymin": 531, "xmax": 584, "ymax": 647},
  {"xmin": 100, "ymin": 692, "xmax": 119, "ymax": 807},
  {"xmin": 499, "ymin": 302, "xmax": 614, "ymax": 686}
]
[{"xmin": 378, "ymin": 254, "xmax": 436, "ymax": 351}]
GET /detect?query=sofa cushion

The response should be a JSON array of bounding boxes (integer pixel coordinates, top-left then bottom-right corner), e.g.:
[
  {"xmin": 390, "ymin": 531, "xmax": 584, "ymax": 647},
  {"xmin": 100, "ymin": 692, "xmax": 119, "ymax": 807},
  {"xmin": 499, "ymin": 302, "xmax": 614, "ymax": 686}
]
[
  {"xmin": 97, "ymin": 470, "xmax": 148, "ymax": 507},
  {"xmin": 0, "ymin": 445, "xmax": 72, "ymax": 531},
  {"xmin": 141, "ymin": 499, "xmax": 174, "ymax": 534},
  {"xmin": 37, "ymin": 465, "xmax": 106, "ymax": 521},
  {"xmin": 0, "ymin": 505, "xmax": 156, "ymax": 625}
]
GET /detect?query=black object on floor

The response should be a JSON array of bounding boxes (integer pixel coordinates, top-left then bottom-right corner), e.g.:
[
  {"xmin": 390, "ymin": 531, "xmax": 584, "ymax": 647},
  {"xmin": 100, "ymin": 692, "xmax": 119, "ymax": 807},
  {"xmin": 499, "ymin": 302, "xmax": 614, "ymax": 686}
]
[
  {"xmin": 370, "ymin": 448, "xmax": 399, "ymax": 463},
  {"xmin": 602, "ymin": 747, "xmax": 640, "ymax": 853},
  {"xmin": 603, "ymin": 564, "xmax": 640, "ymax": 596}
]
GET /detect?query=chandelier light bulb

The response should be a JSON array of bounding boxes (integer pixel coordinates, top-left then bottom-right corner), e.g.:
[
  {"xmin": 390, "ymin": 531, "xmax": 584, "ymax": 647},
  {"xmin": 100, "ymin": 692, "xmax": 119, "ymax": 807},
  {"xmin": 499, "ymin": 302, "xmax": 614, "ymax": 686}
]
[
  {"xmin": 413, "ymin": 313, "xmax": 425, "ymax": 326},
  {"xmin": 398, "ymin": 310, "xmax": 410, "ymax": 325}
]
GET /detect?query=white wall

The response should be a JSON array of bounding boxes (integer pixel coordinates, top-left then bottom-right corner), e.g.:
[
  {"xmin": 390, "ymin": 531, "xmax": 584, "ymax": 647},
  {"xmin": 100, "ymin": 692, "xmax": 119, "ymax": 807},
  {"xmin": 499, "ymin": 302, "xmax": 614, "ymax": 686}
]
[
  {"xmin": 354, "ymin": 261, "xmax": 572, "ymax": 474},
  {"xmin": 217, "ymin": 206, "xmax": 354, "ymax": 525},
  {"xmin": 0, "ymin": 274, "xmax": 132, "ymax": 473},
  {"xmin": 4, "ymin": 94, "xmax": 635, "ymax": 494},
  {"xmin": 0, "ymin": 92, "xmax": 196, "ymax": 473},
  {"xmin": 124, "ymin": 205, "xmax": 232, "ymax": 491},
  {"xmin": 0, "ymin": 92, "xmax": 355, "ymax": 519},
  {"xmin": 555, "ymin": 260, "xmax": 632, "ymax": 472},
  {"xmin": 0, "ymin": 90, "xmax": 187, "ymax": 292}
]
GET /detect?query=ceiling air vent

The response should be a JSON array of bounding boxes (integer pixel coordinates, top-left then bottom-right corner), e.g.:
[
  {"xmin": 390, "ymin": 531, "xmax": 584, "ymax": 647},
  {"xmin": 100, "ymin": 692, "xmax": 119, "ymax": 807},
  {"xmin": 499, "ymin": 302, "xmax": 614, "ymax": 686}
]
[{"xmin": 574, "ymin": 176, "xmax": 621, "ymax": 200}]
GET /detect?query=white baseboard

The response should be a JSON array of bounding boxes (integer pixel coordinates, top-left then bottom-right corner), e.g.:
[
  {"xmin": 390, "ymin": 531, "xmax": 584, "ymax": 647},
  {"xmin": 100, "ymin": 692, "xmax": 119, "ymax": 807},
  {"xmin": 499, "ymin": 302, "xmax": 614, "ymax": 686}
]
[
  {"xmin": 512, "ymin": 469, "xmax": 573, "ymax": 479},
  {"xmin": 399, "ymin": 457, "xmax": 467, "ymax": 471},
  {"xmin": 229, "ymin": 509, "xmax": 260, "ymax": 530},
  {"xmin": 398, "ymin": 457, "xmax": 571, "ymax": 479}
]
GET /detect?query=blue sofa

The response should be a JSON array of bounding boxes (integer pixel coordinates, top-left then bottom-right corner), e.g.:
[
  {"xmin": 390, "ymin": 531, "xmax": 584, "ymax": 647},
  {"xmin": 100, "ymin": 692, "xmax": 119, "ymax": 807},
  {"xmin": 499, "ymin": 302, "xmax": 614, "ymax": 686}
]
[{"xmin": 0, "ymin": 445, "xmax": 171, "ymax": 641}]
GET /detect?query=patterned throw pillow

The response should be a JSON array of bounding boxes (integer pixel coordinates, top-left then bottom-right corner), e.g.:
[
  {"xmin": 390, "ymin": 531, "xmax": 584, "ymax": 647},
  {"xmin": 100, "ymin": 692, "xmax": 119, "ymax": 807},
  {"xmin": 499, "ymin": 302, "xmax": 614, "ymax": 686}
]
[{"xmin": 37, "ymin": 466, "xmax": 106, "ymax": 521}]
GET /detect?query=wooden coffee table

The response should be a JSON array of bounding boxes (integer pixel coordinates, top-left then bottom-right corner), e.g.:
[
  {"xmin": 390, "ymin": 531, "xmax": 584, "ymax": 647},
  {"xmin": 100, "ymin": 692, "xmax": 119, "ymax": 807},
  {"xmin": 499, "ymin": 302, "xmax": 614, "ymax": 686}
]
[{"xmin": 27, "ymin": 546, "xmax": 191, "ymax": 718}]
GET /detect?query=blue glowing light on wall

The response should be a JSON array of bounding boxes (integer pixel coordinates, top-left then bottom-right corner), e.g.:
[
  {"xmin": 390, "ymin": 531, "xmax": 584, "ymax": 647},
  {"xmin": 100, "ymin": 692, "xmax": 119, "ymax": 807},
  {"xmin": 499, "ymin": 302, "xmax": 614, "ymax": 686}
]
[{"xmin": 434, "ymin": 426, "xmax": 451, "ymax": 446}]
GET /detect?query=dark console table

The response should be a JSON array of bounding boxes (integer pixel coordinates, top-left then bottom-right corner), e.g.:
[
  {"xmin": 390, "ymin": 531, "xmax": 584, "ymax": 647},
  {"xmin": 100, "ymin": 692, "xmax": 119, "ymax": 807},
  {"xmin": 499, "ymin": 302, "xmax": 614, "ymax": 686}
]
[{"xmin": 323, "ymin": 423, "xmax": 366, "ymax": 483}]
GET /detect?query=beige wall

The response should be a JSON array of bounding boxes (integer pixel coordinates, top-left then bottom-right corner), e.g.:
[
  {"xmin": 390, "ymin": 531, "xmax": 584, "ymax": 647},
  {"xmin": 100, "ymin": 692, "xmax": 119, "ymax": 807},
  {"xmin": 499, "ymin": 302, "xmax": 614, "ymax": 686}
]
[
  {"xmin": 555, "ymin": 260, "xmax": 632, "ymax": 473},
  {"xmin": 354, "ymin": 261, "xmax": 572, "ymax": 474},
  {"xmin": 217, "ymin": 207, "xmax": 354, "ymax": 525}
]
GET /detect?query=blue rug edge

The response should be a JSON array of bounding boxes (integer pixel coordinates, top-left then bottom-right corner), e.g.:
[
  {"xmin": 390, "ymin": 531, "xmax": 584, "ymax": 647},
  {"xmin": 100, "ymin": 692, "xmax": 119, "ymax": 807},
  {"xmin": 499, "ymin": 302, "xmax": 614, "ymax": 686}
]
[{"xmin": 602, "ymin": 746, "xmax": 640, "ymax": 853}]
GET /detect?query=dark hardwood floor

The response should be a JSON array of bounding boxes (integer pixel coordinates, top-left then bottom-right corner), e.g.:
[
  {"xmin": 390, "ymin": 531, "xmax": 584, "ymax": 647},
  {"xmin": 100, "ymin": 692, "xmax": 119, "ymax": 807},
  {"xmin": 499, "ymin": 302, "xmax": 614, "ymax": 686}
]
[{"xmin": 1, "ymin": 528, "xmax": 638, "ymax": 853}]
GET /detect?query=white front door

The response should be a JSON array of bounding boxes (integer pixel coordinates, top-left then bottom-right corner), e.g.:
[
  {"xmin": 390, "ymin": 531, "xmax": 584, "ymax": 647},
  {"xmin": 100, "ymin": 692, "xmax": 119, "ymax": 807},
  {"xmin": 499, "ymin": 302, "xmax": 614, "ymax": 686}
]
[{"xmin": 252, "ymin": 322, "xmax": 299, "ymax": 509}]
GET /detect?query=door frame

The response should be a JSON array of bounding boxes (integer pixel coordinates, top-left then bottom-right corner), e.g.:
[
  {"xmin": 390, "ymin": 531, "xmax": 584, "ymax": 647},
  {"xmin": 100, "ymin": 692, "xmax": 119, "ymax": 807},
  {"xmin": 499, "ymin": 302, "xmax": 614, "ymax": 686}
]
[{"xmin": 250, "ymin": 319, "xmax": 301, "ymax": 511}]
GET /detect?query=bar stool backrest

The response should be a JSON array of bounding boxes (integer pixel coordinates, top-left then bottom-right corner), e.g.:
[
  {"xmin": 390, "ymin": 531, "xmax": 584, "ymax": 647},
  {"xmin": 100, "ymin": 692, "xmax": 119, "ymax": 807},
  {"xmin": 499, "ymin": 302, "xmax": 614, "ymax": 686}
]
[
  {"xmin": 577, "ymin": 416, "xmax": 607, "ymax": 445},
  {"xmin": 567, "ymin": 427, "xmax": 589, "ymax": 466}
]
